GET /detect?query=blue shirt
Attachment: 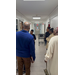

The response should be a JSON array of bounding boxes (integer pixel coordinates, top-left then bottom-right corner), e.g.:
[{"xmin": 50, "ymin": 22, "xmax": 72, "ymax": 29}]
[{"xmin": 16, "ymin": 30, "xmax": 35, "ymax": 61}]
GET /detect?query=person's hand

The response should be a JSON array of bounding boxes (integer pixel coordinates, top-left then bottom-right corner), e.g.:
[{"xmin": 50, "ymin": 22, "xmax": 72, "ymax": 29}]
[
  {"xmin": 44, "ymin": 60, "xmax": 47, "ymax": 63},
  {"xmin": 31, "ymin": 61, "xmax": 34, "ymax": 63},
  {"xmin": 45, "ymin": 53, "xmax": 46, "ymax": 55},
  {"xmin": 31, "ymin": 57, "xmax": 34, "ymax": 63}
]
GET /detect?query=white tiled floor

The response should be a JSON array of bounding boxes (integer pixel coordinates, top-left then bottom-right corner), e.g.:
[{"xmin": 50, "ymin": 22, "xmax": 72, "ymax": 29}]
[{"xmin": 16, "ymin": 35, "xmax": 46, "ymax": 75}]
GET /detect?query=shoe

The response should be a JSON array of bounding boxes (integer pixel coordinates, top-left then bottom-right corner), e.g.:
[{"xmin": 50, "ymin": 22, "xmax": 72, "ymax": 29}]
[{"xmin": 16, "ymin": 69, "xmax": 18, "ymax": 73}]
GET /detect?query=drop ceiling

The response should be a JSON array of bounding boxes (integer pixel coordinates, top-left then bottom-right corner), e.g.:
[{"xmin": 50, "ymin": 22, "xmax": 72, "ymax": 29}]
[{"xmin": 16, "ymin": 0, "xmax": 58, "ymax": 23}]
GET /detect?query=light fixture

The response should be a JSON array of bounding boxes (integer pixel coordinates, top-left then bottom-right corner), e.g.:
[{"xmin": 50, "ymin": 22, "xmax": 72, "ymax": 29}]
[
  {"xmin": 23, "ymin": 0, "xmax": 45, "ymax": 1},
  {"xmin": 33, "ymin": 17, "xmax": 41, "ymax": 19}
]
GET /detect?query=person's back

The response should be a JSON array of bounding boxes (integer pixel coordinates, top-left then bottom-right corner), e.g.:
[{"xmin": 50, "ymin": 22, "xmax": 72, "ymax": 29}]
[
  {"xmin": 16, "ymin": 30, "xmax": 35, "ymax": 59},
  {"xmin": 46, "ymin": 33, "xmax": 54, "ymax": 50},
  {"xmin": 45, "ymin": 32, "xmax": 50, "ymax": 38},
  {"xmin": 49, "ymin": 36, "xmax": 58, "ymax": 75},
  {"xmin": 16, "ymin": 22, "xmax": 35, "ymax": 75},
  {"xmin": 45, "ymin": 36, "xmax": 58, "ymax": 75},
  {"xmin": 46, "ymin": 28, "xmax": 54, "ymax": 50},
  {"xmin": 45, "ymin": 27, "xmax": 58, "ymax": 75},
  {"xmin": 44, "ymin": 27, "xmax": 50, "ymax": 45}
]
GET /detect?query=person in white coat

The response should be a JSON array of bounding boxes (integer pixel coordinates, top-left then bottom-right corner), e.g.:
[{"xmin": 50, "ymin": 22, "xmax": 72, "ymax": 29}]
[{"xmin": 44, "ymin": 27, "xmax": 58, "ymax": 75}]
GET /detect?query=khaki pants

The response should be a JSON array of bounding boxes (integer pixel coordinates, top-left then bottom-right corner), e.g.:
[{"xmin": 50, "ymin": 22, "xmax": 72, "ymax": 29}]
[{"xmin": 17, "ymin": 56, "xmax": 31, "ymax": 75}]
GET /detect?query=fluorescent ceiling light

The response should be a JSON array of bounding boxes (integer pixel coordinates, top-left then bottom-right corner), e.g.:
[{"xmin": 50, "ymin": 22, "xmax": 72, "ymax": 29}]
[
  {"xmin": 33, "ymin": 17, "xmax": 41, "ymax": 19},
  {"xmin": 23, "ymin": 0, "xmax": 45, "ymax": 1}
]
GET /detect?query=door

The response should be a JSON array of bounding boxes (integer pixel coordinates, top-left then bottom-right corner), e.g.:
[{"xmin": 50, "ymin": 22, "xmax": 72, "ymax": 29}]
[{"xmin": 34, "ymin": 24, "xmax": 40, "ymax": 35}]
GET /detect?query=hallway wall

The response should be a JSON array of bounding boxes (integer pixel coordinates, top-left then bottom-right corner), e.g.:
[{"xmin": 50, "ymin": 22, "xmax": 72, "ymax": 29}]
[
  {"xmin": 45, "ymin": 6, "xmax": 58, "ymax": 31},
  {"xmin": 40, "ymin": 24, "xmax": 44, "ymax": 34},
  {"xmin": 16, "ymin": 10, "xmax": 33, "ymax": 32},
  {"xmin": 16, "ymin": 10, "xmax": 27, "ymax": 22},
  {"xmin": 51, "ymin": 16, "xmax": 58, "ymax": 28},
  {"xmin": 45, "ymin": 19, "xmax": 49, "ymax": 32}
]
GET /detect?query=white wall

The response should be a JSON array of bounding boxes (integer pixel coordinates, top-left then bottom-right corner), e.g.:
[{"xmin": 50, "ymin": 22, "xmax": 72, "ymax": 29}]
[
  {"xmin": 41, "ymin": 24, "xmax": 44, "ymax": 34},
  {"xmin": 16, "ymin": 10, "xmax": 27, "ymax": 22},
  {"xmin": 51, "ymin": 16, "xmax": 58, "ymax": 28},
  {"xmin": 45, "ymin": 19, "xmax": 49, "ymax": 32},
  {"xmin": 40, "ymin": 24, "xmax": 44, "ymax": 34},
  {"xmin": 16, "ymin": 10, "xmax": 27, "ymax": 31},
  {"xmin": 16, "ymin": 10, "xmax": 34, "ymax": 32},
  {"xmin": 45, "ymin": 6, "xmax": 58, "ymax": 30},
  {"xmin": 29, "ymin": 23, "xmax": 34, "ymax": 33},
  {"xmin": 49, "ymin": 6, "xmax": 58, "ymax": 20},
  {"xmin": 40, "ymin": 25, "xmax": 42, "ymax": 34}
]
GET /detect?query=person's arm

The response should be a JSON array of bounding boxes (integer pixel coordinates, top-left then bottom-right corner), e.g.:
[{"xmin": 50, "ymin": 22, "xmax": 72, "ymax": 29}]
[
  {"xmin": 46, "ymin": 37, "xmax": 50, "ymax": 42},
  {"xmin": 46, "ymin": 35, "xmax": 51, "ymax": 42},
  {"xmin": 34, "ymin": 35, "xmax": 36, "ymax": 40},
  {"xmin": 44, "ymin": 33, "xmax": 46, "ymax": 39},
  {"xmin": 29, "ymin": 38, "xmax": 35, "ymax": 62},
  {"xmin": 44, "ymin": 38, "xmax": 54, "ymax": 62}
]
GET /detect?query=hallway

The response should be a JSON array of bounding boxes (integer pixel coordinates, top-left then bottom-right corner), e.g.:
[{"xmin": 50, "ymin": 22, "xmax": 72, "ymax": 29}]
[
  {"xmin": 16, "ymin": 0, "xmax": 58, "ymax": 75},
  {"xmin": 16, "ymin": 35, "xmax": 46, "ymax": 75}
]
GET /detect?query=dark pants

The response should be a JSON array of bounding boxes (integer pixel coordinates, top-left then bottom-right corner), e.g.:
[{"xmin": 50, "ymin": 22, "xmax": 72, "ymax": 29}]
[
  {"xmin": 44, "ymin": 40, "xmax": 47, "ymax": 45},
  {"xmin": 17, "ymin": 56, "xmax": 31, "ymax": 75}
]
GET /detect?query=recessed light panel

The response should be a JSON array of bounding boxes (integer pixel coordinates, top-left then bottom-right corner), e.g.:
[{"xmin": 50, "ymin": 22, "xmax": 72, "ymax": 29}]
[
  {"xmin": 33, "ymin": 17, "xmax": 41, "ymax": 19},
  {"xmin": 23, "ymin": 0, "xmax": 45, "ymax": 1}
]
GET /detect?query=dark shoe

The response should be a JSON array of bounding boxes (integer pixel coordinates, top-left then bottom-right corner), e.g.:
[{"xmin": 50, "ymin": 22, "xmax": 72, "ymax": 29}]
[{"xmin": 16, "ymin": 69, "xmax": 18, "ymax": 73}]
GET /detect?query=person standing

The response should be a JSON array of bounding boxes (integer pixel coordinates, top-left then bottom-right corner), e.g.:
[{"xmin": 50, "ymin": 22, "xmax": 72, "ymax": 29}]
[
  {"xmin": 44, "ymin": 27, "xmax": 50, "ymax": 45},
  {"xmin": 46, "ymin": 28, "xmax": 54, "ymax": 50},
  {"xmin": 30, "ymin": 29, "xmax": 36, "ymax": 45},
  {"xmin": 16, "ymin": 22, "xmax": 35, "ymax": 75},
  {"xmin": 44, "ymin": 27, "xmax": 58, "ymax": 75}
]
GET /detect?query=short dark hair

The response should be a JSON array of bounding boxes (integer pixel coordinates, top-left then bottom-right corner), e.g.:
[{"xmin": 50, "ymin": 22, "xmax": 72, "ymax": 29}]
[
  {"xmin": 50, "ymin": 28, "xmax": 54, "ymax": 33},
  {"xmin": 31, "ymin": 29, "xmax": 34, "ymax": 32},
  {"xmin": 47, "ymin": 27, "xmax": 50, "ymax": 29}
]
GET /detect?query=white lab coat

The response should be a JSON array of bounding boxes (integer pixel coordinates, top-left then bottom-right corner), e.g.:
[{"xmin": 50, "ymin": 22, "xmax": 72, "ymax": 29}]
[{"xmin": 45, "ymin": 36, "xmax": 58, "ymax": 75}]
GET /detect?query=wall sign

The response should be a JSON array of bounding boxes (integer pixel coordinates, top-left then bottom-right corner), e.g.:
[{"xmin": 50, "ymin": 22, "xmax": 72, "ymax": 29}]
[
  {"xmin": 42, "ymin": 23, "xmax": 44, "ymax": 25},
  {"xmin": 37, "ymin": 24, "xmax": 38, "ymax": 26}
]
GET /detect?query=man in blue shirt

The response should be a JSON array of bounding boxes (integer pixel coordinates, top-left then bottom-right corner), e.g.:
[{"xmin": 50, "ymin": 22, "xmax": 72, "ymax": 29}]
[{"xmin": 16, "ymin": 22, "xmax": 35, "ymax": 75}]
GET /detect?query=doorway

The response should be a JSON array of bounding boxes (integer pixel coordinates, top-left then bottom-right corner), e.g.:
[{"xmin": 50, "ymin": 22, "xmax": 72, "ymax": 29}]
[{"xmin": 34, "ymin": 24, "xmax": 40, "ymax": 35}]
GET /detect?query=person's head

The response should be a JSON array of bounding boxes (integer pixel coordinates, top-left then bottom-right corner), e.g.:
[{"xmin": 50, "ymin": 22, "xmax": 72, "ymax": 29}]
[
  {"xmin": 30, "ymin": 29, "xmax": 34, "ymax": 35},
  {"xmin": 49, "ymin": 28, "xmax": 54, "ymax": 34},
  {"xmin": 53, "ymin": 27, "xmax": 58, "ymax": 35},
  {"xmin": 46, "ymin": 27, "xmax": 50, "ymax": 32},
  {"xmin": 23, "ymin": 22, "xmax": 30, "ymax": 31}
]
